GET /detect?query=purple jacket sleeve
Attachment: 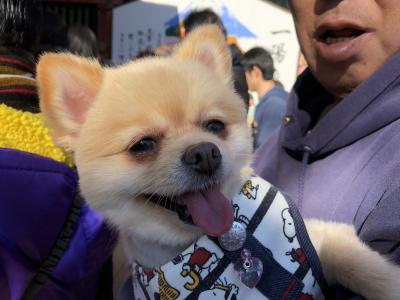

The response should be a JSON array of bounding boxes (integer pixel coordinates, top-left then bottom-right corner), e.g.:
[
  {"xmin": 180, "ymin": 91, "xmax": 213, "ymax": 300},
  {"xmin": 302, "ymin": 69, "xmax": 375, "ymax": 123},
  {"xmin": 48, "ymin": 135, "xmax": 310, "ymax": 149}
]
[
  {"xmin": 359, "ymin": 187, "xmax": 400, "ymax": 263},
  {"xmin": 331, "ymin": 187, "xmax": 400, "ymax": 299},
  {"xmin": 0, "ymin": 148, "xmax": 117, "ymax": 300}
]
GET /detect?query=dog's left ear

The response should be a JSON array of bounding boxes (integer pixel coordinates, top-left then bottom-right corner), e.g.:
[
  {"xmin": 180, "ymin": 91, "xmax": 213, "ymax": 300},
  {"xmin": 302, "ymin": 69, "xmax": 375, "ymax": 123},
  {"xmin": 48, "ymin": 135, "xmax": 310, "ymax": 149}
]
[
  {"xmin": 173, "ymin": 24, "xmax": 232, "ymax": 86},
  {"xmin": 37, "ymin": 53, "xmax": 104, "ymax": 151}
]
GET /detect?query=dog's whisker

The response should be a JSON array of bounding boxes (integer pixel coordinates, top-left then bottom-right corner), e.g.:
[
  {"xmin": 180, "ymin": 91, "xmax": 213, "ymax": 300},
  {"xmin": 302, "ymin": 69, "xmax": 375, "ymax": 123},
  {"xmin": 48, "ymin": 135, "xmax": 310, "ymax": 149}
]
[{"xmin": 136, "ymin": 189, "xmax": 159, "ymax": 210}]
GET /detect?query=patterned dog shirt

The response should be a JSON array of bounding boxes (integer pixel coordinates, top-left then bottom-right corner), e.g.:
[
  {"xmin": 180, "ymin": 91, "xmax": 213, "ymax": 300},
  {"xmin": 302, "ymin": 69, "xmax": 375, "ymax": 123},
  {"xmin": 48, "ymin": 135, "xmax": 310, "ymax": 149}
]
[{"xmin": 121, "ymin": 176, "xmax": 329, "ymax": 300}]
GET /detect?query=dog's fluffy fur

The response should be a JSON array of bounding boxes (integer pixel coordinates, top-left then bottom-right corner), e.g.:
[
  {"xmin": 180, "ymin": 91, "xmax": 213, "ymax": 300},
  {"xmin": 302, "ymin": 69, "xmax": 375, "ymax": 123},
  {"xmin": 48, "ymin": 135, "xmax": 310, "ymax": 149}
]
[{"xmin": 37, "ymin": 25, "xmax": 400, "ymax": 299}]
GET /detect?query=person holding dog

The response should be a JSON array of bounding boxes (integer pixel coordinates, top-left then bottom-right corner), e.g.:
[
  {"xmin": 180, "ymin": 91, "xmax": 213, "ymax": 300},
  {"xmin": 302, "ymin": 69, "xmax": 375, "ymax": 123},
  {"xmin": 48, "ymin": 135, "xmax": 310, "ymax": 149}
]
[{"xmin": 254, "ymin": 0, "xmax": 400, "ymax": 297}]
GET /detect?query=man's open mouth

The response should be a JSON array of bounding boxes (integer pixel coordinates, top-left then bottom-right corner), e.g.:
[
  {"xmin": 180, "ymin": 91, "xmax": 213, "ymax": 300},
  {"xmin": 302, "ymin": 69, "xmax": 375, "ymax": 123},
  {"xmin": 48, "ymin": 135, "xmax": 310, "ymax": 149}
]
[{"xmin": 318, "ymin": 28, "xmax": 365, "ymax": 45}]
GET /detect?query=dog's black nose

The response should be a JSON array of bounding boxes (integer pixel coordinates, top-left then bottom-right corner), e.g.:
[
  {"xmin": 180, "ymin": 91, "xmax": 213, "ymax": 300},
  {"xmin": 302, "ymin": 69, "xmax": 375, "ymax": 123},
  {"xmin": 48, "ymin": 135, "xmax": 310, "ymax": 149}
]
[{"xmin": 183, "ymin": 142, "xmax": 221, "ymax": 176}]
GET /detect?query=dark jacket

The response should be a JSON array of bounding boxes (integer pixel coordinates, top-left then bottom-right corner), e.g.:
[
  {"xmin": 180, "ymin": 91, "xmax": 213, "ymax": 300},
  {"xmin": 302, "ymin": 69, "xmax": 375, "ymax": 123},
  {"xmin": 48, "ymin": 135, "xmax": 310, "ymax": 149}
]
[
  {"xmin": 254, "ymin": 53, "xmax": 400, "ymax": 298},
  {"xmin": 254, "ymin": 87, "xmax": 288, "ymax": 149}
]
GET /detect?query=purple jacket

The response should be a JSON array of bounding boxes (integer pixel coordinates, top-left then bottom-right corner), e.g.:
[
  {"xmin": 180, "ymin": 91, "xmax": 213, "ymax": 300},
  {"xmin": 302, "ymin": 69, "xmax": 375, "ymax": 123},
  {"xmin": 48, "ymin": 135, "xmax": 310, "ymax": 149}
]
[
  {"xmin": 0, "ymin": 148, "xmax": 117, "ymax": 299},
  {"xmin": 254, "ymin": 53, "xmax": 400, "ymax": 297},
  {"xmin": 254, "ymin": 54, "xmax": 400, "ymax": 263}
]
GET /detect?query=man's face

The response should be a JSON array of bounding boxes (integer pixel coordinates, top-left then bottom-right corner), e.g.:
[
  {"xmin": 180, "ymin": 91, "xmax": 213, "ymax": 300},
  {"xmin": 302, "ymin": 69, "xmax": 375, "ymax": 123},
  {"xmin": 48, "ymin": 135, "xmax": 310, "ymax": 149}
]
[
  {"xmin": 289, "ymin": 0, "xmax": 400, "ymax": 98},
  {"xmin": 244, "ymin": 66, "xmax": 260, "ymax": 92}
]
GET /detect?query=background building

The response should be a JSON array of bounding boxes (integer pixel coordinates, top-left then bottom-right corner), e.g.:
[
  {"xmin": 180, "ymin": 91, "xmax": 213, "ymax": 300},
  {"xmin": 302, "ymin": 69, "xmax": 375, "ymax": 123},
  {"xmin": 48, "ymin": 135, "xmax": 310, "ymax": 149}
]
[
  {"xmin": 43, "ymin": 0, "xmax": 289, "ymax": 60},
  {"xmin": 43, "ymin": 0, "xmax": 127, "ymax": 59}
]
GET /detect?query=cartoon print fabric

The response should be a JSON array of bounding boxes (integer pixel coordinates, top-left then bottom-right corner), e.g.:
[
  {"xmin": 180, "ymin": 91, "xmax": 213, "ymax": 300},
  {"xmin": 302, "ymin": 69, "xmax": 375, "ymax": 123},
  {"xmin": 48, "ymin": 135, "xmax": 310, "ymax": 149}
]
[{"xmin": 131, "ymin": 176, "xmax": 327, "ymax": 300}]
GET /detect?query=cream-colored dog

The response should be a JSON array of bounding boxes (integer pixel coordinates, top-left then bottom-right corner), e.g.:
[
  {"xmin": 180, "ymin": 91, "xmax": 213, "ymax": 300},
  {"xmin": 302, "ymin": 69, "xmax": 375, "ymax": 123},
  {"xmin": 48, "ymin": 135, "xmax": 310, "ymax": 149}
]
[{"xmin": 37, "ymin": 25, "xmax": 399, "ymax": 299}]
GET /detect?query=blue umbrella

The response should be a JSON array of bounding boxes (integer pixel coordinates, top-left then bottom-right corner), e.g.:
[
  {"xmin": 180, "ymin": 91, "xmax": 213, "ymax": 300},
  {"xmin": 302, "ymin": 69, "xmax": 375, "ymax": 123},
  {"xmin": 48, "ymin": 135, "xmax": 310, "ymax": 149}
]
[{"xmin": 164, "ymin": 0, "xmax": 257, "ymax": 38}]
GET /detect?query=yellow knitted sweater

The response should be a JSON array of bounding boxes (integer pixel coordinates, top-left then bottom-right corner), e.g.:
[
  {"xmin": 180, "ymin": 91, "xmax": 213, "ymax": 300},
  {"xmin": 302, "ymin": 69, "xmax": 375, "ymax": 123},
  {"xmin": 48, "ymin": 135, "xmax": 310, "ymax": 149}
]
[{"xmin": 0, "ymin": 104, "xmax": 73, "ymax": 166}]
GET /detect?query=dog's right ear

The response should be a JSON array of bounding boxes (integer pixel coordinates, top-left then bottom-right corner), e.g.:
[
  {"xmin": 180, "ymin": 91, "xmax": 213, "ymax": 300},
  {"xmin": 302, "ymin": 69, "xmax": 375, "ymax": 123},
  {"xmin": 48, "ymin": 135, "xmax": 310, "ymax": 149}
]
[
  {"xmin": 37, "ymin": 53, "xmax": 103, "ymax": 151},
  {"xmin": 173, "ymin": 24, "xmax": 232, "ymax": 86}
]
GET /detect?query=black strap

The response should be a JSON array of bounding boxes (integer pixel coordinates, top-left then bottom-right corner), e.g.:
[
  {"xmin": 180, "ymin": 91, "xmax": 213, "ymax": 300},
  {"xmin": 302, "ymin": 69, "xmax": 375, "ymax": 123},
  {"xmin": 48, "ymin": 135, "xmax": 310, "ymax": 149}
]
[
  {"xmin": 284, "ymin": 193, "xmax": 332, "ymax": 298},
  {"xmin": 21, "ymin": 192, "xmax": 83, "ymax": 300},
  {"xmin": 187, "ymin": 186, "xmax": 307, "ymax": 300}
]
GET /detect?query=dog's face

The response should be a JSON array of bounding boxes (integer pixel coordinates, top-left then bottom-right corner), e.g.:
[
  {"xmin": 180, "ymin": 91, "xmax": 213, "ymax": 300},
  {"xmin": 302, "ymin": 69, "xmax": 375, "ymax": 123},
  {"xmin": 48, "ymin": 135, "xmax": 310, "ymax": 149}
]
[{"xmin": 37, "ymin": 25, "xmax": 252, "ymax": 248}]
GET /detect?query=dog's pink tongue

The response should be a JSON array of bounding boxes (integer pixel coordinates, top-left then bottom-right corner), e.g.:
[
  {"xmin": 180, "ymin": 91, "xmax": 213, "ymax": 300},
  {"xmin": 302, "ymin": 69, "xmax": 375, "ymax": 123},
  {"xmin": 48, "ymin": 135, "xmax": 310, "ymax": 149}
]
[{"xmin": 182, "ymin": 190, "xmax": 233, "ymax": 237}]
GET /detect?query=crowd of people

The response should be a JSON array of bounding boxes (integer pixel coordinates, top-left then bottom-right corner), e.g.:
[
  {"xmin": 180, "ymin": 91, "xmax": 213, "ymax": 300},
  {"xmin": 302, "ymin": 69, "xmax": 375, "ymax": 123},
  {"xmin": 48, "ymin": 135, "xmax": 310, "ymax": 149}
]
[{"xmin": 1, "ymin": 0, "xmax": 400, "ymax": 299}]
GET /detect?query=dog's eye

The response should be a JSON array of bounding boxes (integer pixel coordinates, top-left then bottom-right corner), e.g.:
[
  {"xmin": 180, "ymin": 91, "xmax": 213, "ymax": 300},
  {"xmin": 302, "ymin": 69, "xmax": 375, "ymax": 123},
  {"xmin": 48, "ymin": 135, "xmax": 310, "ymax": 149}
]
[
  {"xmin": 205, "ymin": 120, "xmax": 225, "ymax": 134},
  {"xmin": 129, "ymin": 138, "xmax": 156, "ymax": 154}
]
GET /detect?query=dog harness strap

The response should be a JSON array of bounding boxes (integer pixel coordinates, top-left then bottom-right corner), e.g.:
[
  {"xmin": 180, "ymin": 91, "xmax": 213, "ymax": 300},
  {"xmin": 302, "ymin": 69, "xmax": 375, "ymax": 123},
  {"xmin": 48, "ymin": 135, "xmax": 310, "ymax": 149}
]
[
  {"xmin": 21, "ymin": 192, "xmax": 83, "ymax": 300},
  {"xmin": 192, "ymin": 235, "xmax": 305, "ymax": 300},
  {"xmin": 284, "ymin": 195, "xmax": 331, "ymax": 297},
  {"xmin": 246, "ymin": 185, "xmax": 278, "ymax": 233},
  {"xmin": 188, "ymin": 186, "xmax": 305, "ymax": 300},
  {"xmin": 131, "ymin": 176, "xmax": 327, "ymax": 300}
]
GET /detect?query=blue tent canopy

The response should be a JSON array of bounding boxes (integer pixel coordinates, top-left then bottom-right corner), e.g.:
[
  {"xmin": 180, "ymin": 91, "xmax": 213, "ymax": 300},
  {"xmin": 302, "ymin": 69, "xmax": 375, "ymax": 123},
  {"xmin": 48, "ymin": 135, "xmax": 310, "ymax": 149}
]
[{"xmin": 164, "ymin": 0, "xmax": 257, "ymax": 38}]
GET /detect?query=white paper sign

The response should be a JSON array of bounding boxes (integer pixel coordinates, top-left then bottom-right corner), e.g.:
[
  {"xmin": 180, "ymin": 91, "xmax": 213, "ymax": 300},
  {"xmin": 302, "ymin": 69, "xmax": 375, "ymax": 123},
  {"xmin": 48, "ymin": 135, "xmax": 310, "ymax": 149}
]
[{"xmin": 112, "ymin": 1, "xmax": 179, "ymax": 64}]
